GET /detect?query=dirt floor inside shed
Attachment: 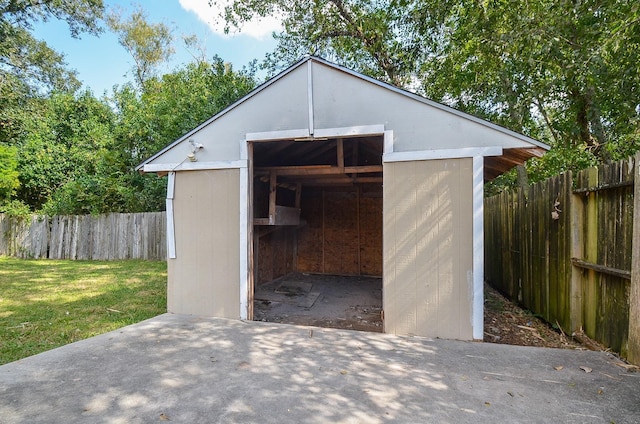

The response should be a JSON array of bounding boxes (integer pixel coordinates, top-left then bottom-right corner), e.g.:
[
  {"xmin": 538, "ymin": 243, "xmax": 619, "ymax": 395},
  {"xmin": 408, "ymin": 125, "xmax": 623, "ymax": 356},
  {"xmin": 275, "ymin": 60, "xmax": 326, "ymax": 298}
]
[
  {"xmin": 254, "ymin": 274, "xmax": 594, "ymax": 350},
  {"xmin": 254, "ymin": 273, "xmax": 383, "ymax": 332}
]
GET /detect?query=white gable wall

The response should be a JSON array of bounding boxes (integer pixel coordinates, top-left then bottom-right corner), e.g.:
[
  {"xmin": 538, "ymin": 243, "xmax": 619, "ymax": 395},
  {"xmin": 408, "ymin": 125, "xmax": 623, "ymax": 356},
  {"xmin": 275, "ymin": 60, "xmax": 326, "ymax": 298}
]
[
  {"xmin": 146, "ymin": 64, "xmax": 310, "ymax": 166},
  {"xmin": 143, "ymin": 58, "xmax": 543, "ymax": 169},
  {"xmin": 311, "ymin": 62, "xmax": 535, "ymax": 152}
]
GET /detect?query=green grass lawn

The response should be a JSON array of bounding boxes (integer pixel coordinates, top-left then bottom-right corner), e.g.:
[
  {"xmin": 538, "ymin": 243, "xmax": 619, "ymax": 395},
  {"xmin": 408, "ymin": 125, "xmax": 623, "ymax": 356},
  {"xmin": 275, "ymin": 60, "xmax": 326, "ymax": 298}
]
[{"xmin": 0, "ymin": 257, "xmax": 167, "ymax": 365}]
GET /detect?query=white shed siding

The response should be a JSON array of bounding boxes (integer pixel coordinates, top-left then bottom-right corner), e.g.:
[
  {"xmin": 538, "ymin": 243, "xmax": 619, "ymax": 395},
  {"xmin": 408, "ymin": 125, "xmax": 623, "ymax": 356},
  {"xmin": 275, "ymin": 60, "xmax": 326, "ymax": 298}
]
[
  {"xmin": 168, "ymin": 169, "xmax": 240, "ymax": 318},
  {"xmin": 383, "ymin": 158, "xmax": 473, "ymax": 339}
]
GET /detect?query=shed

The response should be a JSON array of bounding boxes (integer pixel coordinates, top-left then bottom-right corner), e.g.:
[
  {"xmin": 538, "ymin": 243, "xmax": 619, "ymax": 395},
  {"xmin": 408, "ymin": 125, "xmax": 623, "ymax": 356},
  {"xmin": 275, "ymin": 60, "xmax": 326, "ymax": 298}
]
[{"xmin": 137, "ymin": 56, "xmax": 548, "ymax": 340}]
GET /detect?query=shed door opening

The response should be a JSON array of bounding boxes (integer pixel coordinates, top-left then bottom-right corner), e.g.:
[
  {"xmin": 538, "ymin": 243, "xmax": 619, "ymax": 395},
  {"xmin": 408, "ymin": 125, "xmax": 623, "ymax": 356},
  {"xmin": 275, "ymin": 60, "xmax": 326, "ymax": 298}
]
[{"xmin": 250, "ymin": 135, "xmax": 383, "ymax": 331}]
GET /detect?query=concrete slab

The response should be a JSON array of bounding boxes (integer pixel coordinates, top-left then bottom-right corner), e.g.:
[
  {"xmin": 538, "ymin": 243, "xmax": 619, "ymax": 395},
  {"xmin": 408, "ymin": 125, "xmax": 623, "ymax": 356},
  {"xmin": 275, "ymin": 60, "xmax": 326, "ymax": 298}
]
[{"xmin": 1, "ymin": 314, "xmax": 639, "ymax": 423}]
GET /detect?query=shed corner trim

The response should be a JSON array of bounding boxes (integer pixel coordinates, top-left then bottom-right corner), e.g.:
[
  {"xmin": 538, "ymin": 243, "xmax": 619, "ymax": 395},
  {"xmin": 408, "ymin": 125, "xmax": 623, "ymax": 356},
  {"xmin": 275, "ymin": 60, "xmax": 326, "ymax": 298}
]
[
  {"xmin": 166, "ymin": 171, "xmax": 177, "ymax": 259},
  {"xmin": 239, "ymin": 165, "xmax": 249, "ymax": 320},
  {"xmin": 472, "ymin": 155, "xmax": 484, "ymax": 339}
]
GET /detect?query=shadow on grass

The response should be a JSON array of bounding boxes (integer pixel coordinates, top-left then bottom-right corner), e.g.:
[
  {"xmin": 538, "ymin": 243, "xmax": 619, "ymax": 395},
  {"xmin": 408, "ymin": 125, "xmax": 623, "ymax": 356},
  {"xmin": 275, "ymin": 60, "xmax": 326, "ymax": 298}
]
[{"xmin": 0, "ymin": 258, "xmax": 167, "ymax": 364}]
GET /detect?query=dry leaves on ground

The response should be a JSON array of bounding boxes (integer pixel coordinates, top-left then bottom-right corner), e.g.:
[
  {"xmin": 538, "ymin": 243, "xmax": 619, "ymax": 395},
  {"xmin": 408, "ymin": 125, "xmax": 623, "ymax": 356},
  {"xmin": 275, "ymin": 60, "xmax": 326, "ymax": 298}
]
[{"xmin": 483, "ymin": 284, "xmax": 584, "ymax": 349}]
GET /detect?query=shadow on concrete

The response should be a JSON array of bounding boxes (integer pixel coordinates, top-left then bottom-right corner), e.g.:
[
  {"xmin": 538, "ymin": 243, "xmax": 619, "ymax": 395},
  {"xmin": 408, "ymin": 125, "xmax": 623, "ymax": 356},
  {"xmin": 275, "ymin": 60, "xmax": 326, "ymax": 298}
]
[{"xmin": 1, "ymin": 314, "xmax": 639, "ymax": 423}]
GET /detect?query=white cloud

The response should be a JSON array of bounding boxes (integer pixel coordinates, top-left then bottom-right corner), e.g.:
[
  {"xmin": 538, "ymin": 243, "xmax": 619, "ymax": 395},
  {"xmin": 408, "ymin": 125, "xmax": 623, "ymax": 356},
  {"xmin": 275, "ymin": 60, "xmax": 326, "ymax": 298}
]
[{"xmin": 178, "ymin": 0, "xmax": 282, "ymax": 40}]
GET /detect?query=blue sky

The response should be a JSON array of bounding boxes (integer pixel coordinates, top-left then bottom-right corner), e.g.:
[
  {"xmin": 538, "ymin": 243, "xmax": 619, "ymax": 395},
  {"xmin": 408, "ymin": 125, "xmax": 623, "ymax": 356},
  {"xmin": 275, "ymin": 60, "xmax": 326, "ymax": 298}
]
[{"xmin": 33, "ymin": 0, "xmax": 280, "ymax": 95}]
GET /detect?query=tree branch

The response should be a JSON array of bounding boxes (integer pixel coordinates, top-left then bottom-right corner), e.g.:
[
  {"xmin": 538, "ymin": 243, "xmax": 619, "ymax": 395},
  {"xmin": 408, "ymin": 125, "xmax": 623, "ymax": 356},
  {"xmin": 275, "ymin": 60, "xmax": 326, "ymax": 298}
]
[
  {"xmin": 533, "ymin": 98, "xmax": 560, "ymax": 146},
  {"xmin": 327, "ymin": 0, "xmax": 400, "ymax": 85}
]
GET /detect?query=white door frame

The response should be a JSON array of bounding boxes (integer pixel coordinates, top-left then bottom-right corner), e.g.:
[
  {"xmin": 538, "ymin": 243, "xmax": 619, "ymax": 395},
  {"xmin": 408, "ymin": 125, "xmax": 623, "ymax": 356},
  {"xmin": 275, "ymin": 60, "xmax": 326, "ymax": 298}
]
[{"xmin": 241, "ymin": 125, "xmax": 387, "ymax": 320}]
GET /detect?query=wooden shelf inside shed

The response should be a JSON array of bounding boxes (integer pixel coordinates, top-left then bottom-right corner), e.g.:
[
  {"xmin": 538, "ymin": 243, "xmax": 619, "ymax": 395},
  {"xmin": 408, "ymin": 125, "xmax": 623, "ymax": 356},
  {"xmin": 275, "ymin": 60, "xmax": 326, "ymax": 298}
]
[{"xmin": 254, "ymin": 205, "xmax": 301, "ymax": 226}]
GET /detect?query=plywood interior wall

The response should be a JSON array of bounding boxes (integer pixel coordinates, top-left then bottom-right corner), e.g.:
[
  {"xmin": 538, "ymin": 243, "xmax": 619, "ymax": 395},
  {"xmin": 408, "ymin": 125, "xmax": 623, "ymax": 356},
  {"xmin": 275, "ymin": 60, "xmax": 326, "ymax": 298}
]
[
  {"xmin": 297, "ymin": 188, "xmax": 382, "ymax": 276},
  {"xmin": 255, "ymin": 227, "xmax": 296, "ymax": 284},
  {"xmin": 255, "ymin": 187, "xmax": 382, "ymax": 283},
  {"xmin": 359, "ymin": 194, "xmax": 383, "ymax": 275}
]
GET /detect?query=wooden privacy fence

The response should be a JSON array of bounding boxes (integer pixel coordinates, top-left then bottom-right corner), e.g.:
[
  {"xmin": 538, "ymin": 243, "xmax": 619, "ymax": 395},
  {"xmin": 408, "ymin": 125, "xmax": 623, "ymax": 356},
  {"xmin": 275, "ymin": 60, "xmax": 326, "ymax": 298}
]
[
  {"xmin": 0, "ymin": 212, "xmax": 166, "ymax": 260},
  {"xmin": 485, "ymin": 153, "xmax": 640, "ymax": 364}
]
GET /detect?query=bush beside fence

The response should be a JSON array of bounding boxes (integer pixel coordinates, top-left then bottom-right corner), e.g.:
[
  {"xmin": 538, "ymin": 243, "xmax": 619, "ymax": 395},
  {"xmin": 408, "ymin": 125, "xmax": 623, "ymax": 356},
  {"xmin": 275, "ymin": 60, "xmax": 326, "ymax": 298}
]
[{"xmin": 0, "ymin": 212, "xmax": 166, "ymax": 260}]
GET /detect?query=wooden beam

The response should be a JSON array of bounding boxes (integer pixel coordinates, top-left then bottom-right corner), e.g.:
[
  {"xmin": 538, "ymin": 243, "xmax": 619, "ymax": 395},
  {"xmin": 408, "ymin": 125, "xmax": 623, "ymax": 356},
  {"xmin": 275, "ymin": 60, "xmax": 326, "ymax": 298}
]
[
  {"xmin": 569, "ymin": 172, "xmax": 584, "ymax": 334},
  {"xmin": 356, "ymin": 186, "xmax": 361, "ymax": 274},
  {"xmin": 293, "ymin": 177, "xmax": 383, "ymax": 186},
  {"xmin": 573, "ymin": 179, "xmax": 633, "ymax": 194},
  {"xmin": 279, "ymin": 175, "xmax": 383, "ymax": 182},
  {"xmin": 584, "ymin": 167, "xmax": 598, "ymax": 336},
  {"xmin": 295, "ymin": 183, "xmax": 302, "ymax": 208},
  {"xmin": 279, "ymin": 173, "xmax": 382, "ymax": 180},
  {"xmin": 571, "ymin": 258, "xmax": 631, "ymax": 280},
  {"xmin": 337, "ymin": 138, "xmax": 344, "ymax": 170},
  {"xmin": 269, "ymin": 170, "xmax": 276, "ymax": 225},
  {"xmin": 256, "ymin": 165, "xmax": 331, "ymax": 173},
  {"xmin": 255, "ymin": 165, "xmax": 382, "ymax": 176},
  {"xmin": 298, "ymin": 179, "xmax": 353, "ymax": 186},
  {"xmin": 352, "ymin": 139, "xmax": 359, "ymax": 167},
  {"xmin": 344, "ymin": 166, "xmax": 382, "ymax": 174},
  {"xmin": 321, "ymin": 190, "xmax": 325, "ymax": 274}
]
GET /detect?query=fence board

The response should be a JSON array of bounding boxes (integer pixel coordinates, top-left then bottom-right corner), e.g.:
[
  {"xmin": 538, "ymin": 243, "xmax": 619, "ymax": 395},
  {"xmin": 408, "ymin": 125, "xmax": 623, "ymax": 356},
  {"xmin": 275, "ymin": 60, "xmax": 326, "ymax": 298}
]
[
  {"xmin": 629, "ymin": 153, "xmax": 640, "ymax": 364},
  {"xmin": 597, "ymin": 159, "xmax": 633, "ymax": 353},
  {"xmin": 0, "ymin": 212, "xmax": 167, "ymax": 261}
]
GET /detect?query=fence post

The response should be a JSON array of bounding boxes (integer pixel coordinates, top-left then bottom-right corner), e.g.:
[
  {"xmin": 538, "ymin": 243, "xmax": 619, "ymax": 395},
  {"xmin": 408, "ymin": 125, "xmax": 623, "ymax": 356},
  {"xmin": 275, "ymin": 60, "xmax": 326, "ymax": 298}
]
[
  {"xmin": 568, "ymin": 171, "xmax": 584, "ymax": 333},
  {"xmin": 583, "ymin": 168, "xmax": 599, "ymax": 338},
  {"xmin": 629, "ymin": 153, "xmax": 640, "ymax": 365}
]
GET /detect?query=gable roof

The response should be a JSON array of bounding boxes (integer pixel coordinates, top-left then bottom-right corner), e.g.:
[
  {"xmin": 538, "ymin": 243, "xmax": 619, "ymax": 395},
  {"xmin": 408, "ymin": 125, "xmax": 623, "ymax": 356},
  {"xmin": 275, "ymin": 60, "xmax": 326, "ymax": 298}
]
[{"xmin": 136, "ymin": 55, "xmax": 548, "ymax": 179}]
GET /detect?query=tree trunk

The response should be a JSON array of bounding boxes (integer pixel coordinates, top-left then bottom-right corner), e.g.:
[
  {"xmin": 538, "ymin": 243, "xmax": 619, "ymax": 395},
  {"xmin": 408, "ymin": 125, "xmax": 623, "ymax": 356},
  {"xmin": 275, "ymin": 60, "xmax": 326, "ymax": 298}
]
[{"xmin": 572, "ymin": 87, "xmax": 592, "ymax": 148}]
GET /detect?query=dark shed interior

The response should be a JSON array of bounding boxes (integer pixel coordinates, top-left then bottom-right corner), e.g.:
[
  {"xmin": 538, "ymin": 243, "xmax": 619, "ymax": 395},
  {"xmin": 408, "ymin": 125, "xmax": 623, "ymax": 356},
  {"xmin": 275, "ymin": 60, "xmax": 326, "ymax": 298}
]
[{"xmin": 250, "ymin": 136, "xmax": 384, "ymax": 330}]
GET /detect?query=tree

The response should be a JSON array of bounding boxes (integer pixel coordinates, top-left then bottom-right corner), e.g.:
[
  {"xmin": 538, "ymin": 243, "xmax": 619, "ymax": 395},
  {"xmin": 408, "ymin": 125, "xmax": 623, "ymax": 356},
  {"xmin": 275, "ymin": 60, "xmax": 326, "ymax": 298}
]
[
  {"xmin": 0, "ymin": 0, "xmax": 104, "ymax": 94},
  {"xmin": 2, "ymin": 3, "xmax": 258, "ymax": 215},
  {"xmin": 15, "ymin": 90, "xmax": 115, "ymax": 213},
  {"xmin": 1, "ymin": 0, "xmax": 105, "ymax": 177},
  {"xmin": 0, "ymin": 144, "xmax": 19, "ymax": 202},
  {"xmin": 106, "ymin": 6, "xmax": 174, "ymax": 88},
  {"xmin": 3, "ymin": 9, "xmax": 255, "ymax": 215},
  {"xmin": 217, "ymin": 0, "xmax": 640, "ymax": 180},
  {"xmin": 214, "ymin": 0, "xmax": 420, "ymax": 86},
  {"xmin": 109, "ymin": 57, "xmax": 256, "ymax": 212},
  {"xmin": 0, "ymin": 0, "xmax": 103, "ymax": 36},
  {"xmin": 416, "ymin": 0, "xmax": 640, "ymax": 163}
]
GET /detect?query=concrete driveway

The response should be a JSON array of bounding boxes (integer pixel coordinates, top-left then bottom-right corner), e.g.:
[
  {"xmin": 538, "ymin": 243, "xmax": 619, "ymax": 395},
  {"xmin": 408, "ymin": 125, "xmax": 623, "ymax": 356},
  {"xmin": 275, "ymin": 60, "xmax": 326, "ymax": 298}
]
[{"xmin": 1, "ymin": 314, "xmax": 639, "ymax": 423}]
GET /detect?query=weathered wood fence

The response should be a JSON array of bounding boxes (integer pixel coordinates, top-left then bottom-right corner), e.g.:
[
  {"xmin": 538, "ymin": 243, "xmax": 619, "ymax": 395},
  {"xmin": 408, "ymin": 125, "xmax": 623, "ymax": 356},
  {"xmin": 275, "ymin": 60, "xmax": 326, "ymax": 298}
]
[
  {"xmin": 485, "ymin": 153, "xmax": 640, "ymax": 364},
  {"xmin": 0, "ymin": 212, "xmax": 166, "ymax": 260}
]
